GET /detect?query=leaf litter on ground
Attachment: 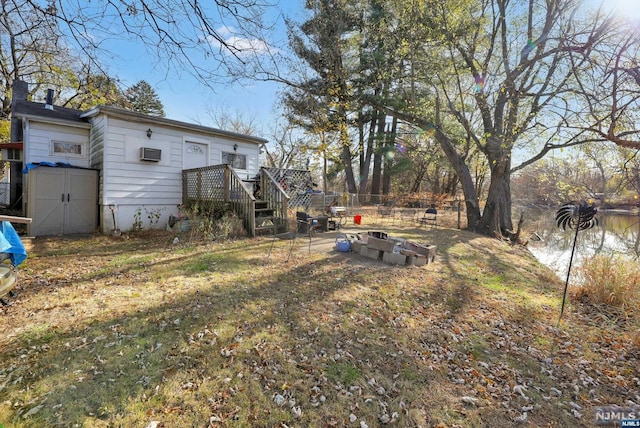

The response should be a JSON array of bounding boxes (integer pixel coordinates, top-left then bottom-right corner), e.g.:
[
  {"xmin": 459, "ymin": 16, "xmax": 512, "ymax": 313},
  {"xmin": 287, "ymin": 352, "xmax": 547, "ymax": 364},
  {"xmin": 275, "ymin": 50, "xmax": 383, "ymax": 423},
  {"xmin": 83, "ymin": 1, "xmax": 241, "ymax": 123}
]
[{"xmin": 0, "ymin": 226, "xmax": 638, "ymax": 427}]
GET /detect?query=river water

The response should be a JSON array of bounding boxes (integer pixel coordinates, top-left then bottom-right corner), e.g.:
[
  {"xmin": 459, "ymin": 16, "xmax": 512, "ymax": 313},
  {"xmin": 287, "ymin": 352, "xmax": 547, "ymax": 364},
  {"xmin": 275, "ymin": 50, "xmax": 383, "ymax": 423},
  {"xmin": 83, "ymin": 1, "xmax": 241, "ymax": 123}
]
[{"xmin": 524, "ymin": 209, "xmax": 640, "ymax": 277}]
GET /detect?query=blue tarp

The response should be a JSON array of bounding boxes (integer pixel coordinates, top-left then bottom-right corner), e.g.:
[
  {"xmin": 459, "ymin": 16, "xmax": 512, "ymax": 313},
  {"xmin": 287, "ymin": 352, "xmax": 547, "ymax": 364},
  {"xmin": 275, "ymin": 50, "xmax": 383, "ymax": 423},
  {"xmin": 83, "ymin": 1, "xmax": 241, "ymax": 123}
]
[
  {"xmin": 23, "ymin": 161, "xmax": 73, "ymax": 174},
  {"xmin": 0, "ymin": 221, "xmax": 27, "ymax": 266}
]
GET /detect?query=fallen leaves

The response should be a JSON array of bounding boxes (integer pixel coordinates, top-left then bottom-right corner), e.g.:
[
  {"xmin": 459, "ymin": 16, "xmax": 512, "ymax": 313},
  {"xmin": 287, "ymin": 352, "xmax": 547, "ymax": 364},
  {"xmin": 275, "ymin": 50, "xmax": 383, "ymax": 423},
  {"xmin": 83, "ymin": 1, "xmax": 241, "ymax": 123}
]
[{"xmin": 0, "ymin": 231, "xmax": 637, "ymax": 427}]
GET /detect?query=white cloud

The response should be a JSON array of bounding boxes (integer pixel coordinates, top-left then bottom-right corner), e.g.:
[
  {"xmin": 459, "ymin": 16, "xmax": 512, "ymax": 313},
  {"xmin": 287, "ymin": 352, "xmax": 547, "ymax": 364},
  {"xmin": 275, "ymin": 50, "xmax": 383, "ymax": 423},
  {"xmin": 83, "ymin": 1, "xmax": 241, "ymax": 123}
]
[
  {"xmin": 209, "ymin": 26, "xmax": 276, "ymax": 57},
  {"xmin": 216, "ymin": 25, "xmax": 234, "ymax": 37}
]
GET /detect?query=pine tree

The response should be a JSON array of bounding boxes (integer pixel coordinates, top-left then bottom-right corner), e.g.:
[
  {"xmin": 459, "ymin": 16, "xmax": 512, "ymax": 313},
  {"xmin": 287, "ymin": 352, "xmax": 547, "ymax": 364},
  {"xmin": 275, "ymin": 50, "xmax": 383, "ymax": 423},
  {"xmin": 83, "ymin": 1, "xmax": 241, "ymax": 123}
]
[{"xmin": 125, "ymin": 81, "xmax": 165, "ymax": 117}]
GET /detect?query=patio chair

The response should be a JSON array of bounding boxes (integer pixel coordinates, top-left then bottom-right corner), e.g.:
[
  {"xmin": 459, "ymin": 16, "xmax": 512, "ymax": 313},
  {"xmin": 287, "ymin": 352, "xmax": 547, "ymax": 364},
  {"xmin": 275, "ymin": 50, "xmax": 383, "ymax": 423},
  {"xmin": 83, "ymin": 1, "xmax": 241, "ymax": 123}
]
[
  {"xmin": 327, "ymin": 205, "xmax": 347, "ymax": 229},
  {"xmin": 267, "ymin": 212, "xmax": 321, "ymax": 262},
  {"xmin": 417, "ymin": 206, "xmax": 437, "ymax": 229},
  {"xmin": 377, "ymin": 205, "xmax": 395, "ymax": 225}
]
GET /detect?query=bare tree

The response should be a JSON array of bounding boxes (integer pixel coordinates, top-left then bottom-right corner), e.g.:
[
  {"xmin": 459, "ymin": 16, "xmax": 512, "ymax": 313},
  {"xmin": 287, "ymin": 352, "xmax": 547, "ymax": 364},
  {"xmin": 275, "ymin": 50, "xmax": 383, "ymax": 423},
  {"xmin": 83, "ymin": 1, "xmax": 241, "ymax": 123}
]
[
  {"xmin": 374, "ymin": 0, "xmax": 640, "ymax": 238},
  {"xmin": 37, "ymin": 0, "xmax": 279, "ymax": 85},
  {"xmin": 0, "ymin": 0, "xmax": 77, "ymax": 116},
  {"xmin": 205, "ymin": 106, "xmax": 261, "ymax": 136},
  {"xmin": 262, "ymin": 120, "xmax": 306, "ymax": 170}
]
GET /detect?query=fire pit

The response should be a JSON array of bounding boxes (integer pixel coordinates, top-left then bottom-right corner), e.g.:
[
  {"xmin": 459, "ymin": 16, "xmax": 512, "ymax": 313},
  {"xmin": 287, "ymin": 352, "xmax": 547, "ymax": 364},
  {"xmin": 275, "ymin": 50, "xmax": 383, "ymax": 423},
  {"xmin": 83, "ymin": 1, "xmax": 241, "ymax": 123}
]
[{"xmin": 341, "ymin": 231, "xmax": 436, "ymax": 266}]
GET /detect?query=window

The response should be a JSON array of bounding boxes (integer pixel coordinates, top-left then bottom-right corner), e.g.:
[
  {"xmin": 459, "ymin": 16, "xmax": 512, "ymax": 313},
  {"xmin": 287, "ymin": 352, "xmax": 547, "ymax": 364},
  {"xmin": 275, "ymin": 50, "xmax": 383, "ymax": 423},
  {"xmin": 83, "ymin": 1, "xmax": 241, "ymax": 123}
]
[
  {"xmin": 51, "ymin": 141, "xmax": 86, "ymax": 157},
  {"xmin": 186, "ymin": 144, "xmax": 204, "ymax": 154},
  {"xmin": 222, "ymin": 151, "xmax": 247, "ymax": 169}
]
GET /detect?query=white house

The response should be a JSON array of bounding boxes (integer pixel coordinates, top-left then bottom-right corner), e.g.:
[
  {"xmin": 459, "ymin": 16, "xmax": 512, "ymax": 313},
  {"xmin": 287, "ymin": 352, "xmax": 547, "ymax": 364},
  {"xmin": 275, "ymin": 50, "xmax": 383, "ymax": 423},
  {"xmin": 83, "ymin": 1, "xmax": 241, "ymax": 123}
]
[{"xmin": 7, "ymin": 80, "xmax": 267, "ymax": 236}]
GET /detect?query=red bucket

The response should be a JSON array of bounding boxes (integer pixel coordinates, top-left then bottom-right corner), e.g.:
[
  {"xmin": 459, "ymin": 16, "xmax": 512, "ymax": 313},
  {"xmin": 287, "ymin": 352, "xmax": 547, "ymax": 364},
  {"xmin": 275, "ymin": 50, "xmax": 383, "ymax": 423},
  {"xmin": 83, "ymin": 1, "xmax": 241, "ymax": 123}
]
[{"xmin": 354, "ymin": 214, "xmax": 362, "ymax": 225}]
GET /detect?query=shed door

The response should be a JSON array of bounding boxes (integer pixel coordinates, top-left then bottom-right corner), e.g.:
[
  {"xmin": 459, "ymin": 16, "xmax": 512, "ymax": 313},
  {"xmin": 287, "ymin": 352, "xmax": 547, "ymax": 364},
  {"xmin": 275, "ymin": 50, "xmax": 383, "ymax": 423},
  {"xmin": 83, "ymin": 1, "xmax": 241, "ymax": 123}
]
[
  {"xmin": 184, "ymin": 142, "xmax": 208, "ymax": 169},
  {"xmin": 65, "ymin": 169, "xmax": 98, "ymax": 234},
  {"xmin": 28, "ymin": 167, "xmax": 98, "ymax": 236},
  {"xmin": 28, "ymin": 168, "xmax": 65, "ymax": 236}
]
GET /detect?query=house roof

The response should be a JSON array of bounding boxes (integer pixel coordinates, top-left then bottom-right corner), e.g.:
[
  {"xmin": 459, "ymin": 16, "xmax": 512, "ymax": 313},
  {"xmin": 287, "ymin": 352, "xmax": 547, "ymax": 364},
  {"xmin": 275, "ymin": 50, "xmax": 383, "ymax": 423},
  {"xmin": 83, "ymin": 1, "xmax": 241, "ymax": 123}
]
[
  {"xmin": 12, "ymin": 99, "xmax": 89, "ymax": 128},
  {"xmin": 12, "ymin": 100, "xmax": 268, "ymax": 145},
  {"xmin": 0, "ymin": 142, "xmax": 23, "ymax": 150},
  {"xmin": 82, "ymin": 105, "xmax": 268, "ymax": 145}
]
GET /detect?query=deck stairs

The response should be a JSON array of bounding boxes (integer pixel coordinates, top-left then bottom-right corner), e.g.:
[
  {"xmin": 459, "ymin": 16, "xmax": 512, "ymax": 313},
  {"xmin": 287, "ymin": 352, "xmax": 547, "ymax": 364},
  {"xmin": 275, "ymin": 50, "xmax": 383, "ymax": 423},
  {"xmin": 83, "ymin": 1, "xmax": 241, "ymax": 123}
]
[{"xmin": 254, "ymin": 200, "xmax": 279, "ymax": 235}]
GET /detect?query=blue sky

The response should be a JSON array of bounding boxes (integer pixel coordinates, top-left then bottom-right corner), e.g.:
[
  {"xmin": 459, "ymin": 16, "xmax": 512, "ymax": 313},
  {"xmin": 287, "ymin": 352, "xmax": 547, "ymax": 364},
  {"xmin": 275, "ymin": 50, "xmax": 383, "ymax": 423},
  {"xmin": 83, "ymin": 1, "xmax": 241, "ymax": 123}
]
[
  {"xmin": 102, "ymin": 1, "xmax": 305, "ymax": 135},
  {"xmin": 101, "ymin": 0, "xmax": 636, "ymax": 137}
]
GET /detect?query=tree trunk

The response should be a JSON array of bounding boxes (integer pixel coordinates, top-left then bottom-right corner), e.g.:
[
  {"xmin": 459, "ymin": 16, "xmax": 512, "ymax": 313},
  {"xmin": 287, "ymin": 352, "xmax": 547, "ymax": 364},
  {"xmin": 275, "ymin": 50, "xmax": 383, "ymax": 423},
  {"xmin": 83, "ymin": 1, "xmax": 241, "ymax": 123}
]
[
  {"xmin": 338, "ymin": 107, "xmax": 357, "ymax": 194},
  {"xmin": 431, "ymin": 127, "xmax": 481, "ymax": 228},
  {"xmin": 475, "ymin": 157, "xmax": 513, "ymax": 237},
  {"xmin": 410, "ymin": 169, "xmax": 426, "ymax": 193},
  {"xmin": 370, "ymin": 110, "xmax": 386, "ymax": 204},
  {"xmin": 340, "ymin": 142, "xmax": 357, "ymax": 194},
  {"xmin": 432, "ymin": 164, "xmax": 441, "ymax": 194},
  {"xmin": 358, "ymin": 111, "xmax": 377, "ymax": 202},
  {"xmin": 382, "ymin": 117, "xmax": 397, "ymax": 197}
]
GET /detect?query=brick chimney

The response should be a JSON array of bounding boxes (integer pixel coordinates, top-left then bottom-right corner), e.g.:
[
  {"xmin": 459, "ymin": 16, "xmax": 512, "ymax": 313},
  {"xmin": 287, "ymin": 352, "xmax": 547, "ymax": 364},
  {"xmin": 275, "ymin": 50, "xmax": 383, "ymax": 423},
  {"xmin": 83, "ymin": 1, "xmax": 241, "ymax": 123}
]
[{"xmin": 10, "ymin": 79, "xmax": 28, "ymax": 143}]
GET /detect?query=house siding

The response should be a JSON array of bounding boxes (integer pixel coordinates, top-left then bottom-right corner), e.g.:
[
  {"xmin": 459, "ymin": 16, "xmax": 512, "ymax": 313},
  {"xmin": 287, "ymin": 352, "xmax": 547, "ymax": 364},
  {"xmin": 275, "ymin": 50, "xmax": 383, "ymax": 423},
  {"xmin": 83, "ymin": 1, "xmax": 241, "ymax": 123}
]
[
  {"xmin": 18, "ymin": 104, "xmax": 264, "ymax": 235},
  {"xmin": 23, "ymin": 121, "xmax": 91, "ymax": 168},
  {"xmin": 94, "ymin": 116, "xmax": 261, "ymax": 232},
  {"xmin": 89, "ymin": 114, "xmax": 106, "ymax": 200},
  {"xmin": 212, "ymin": 138, "xmax": 260, "ymax": 180}
]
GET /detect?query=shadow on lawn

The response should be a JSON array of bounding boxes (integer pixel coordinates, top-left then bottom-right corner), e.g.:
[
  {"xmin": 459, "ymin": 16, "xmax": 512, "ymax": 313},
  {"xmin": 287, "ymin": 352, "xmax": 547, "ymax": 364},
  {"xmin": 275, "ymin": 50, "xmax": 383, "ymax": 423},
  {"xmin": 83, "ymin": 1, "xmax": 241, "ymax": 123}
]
[
  {"xmin": 4, "ymin": 238, "xmax": 438, "ymax": 425},
  {"xmin": 0, "ymin": 227, "xmax": 557, "ymax": 426}
]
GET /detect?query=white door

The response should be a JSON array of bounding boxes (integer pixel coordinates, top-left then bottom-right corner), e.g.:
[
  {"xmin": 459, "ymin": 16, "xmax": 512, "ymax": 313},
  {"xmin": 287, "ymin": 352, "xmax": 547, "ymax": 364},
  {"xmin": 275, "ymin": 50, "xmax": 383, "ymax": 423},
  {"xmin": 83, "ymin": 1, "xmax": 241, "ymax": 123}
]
[{"xmin": 183, "ymin": 142, "xmax": 208, "ymax": 170}]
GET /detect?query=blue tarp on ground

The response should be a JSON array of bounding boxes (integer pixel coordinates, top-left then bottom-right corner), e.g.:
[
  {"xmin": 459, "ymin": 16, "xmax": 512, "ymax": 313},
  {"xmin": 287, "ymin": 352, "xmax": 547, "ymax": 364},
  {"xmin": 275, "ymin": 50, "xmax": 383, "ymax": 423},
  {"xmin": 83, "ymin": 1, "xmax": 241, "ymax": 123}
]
[{"xmin": 0, "ymin": 221, "xmax": 27, "ymax": 266}]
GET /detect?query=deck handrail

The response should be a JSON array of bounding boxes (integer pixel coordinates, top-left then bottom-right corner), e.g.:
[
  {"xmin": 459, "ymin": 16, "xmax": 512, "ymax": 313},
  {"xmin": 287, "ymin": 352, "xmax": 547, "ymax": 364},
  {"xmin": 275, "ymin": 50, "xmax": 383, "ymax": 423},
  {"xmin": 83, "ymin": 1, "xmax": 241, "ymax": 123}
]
[
  {"xmin": 225, "ymin": 166, "xmax": 256, "ymax": 235},
  {"xmin": 260, "ymin": 167, "xmax": 289, "ymax": 229},
  {"xmin": 182, "ymin": 165, "xmax": 291, "ymax": 236}
]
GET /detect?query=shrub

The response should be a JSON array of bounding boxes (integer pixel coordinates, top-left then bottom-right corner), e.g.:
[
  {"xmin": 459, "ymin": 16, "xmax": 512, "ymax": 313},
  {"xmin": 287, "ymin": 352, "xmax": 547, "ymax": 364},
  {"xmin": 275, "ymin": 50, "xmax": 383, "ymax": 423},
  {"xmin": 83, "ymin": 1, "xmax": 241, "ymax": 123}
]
[
  {"xmin": 572, "ymin": 254, "xmax": 640, "ymax": 315},
  {"xmin": 179, "ymin": 202, "xmax": 247, "ymax": 241},
  {"xmin": 209, "ymin": 211, "xmax": 247, "ymax": 240}
]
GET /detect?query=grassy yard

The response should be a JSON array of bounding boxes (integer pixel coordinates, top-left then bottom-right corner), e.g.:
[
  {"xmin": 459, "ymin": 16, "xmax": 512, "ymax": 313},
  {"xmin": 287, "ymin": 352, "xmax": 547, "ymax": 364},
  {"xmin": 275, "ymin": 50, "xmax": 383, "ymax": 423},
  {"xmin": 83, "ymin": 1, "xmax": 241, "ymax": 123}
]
[{"xmin": 0, "ymin": 221, "xmax": 637, "ymax": 427}]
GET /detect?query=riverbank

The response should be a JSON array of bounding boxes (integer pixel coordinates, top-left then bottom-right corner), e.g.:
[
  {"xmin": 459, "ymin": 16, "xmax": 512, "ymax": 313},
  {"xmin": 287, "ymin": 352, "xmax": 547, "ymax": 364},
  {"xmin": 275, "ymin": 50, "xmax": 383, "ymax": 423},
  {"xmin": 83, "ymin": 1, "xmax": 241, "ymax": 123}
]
[{"xmin": 0, "ymin": 227, "xmax": 637, "ymax": 427}]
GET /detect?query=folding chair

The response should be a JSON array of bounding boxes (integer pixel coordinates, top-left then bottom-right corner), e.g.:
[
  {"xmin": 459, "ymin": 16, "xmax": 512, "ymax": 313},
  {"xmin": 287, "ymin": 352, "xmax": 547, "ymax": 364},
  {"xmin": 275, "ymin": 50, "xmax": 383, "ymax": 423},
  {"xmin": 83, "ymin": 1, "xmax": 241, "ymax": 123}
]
[
  {"xmin": 417, "ymin": 208, "xmax": 437, "ymax": 229},
  {"xmin": 328, "ymin": 206, "xmax": 347, "ymax": 229},
  {"xmin": 267, "ymin": 213, "xmax": 319, "ymax": 262}
]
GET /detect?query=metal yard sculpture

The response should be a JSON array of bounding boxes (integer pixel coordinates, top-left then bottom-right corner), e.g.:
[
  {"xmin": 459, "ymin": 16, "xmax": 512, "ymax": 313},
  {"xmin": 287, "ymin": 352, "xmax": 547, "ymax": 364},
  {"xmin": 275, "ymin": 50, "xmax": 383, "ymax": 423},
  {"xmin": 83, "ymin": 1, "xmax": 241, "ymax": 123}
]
[{"xmin": 555, "ymin": 201, "xmax": 599, "ymax": 321}]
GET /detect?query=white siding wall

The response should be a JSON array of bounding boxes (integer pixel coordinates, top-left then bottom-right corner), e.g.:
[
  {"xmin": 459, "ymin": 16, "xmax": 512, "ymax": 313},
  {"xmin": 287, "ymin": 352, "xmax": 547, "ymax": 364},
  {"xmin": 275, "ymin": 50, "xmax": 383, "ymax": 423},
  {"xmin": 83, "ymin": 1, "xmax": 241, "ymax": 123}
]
[
  {"xmin": 212, "ymin": 138, "xmax": 260, "ymax": 180},
  {"xmin": 24, "ymin": 121, "xmax": 91, "ymax": 168},
  {"xmin": 97, "ymin": 116, "xmax": 261, "ymax": 232},
  {"xmin": 88, "ymin": 115, "xmax": 109, "ymax": 232},
  {"xmin": 89, "ymin": 115, "xmax": 106, "ymax": 170}
]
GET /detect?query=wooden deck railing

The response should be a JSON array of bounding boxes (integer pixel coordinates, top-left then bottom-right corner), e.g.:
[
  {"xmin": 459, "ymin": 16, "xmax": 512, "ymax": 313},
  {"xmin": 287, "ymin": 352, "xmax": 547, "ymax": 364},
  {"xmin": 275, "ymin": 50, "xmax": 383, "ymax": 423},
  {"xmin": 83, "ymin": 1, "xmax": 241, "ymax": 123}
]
[
  {"xmin": 260, "ymin": 167, "xmax": 289, "ymax": 231},
  {"xmin": 182, "ymin": 164, "xmax": 289, "ymax": 236},
  {"xmin": 182, "ymin": 164, "xmax": 256, "ymax": 235}
]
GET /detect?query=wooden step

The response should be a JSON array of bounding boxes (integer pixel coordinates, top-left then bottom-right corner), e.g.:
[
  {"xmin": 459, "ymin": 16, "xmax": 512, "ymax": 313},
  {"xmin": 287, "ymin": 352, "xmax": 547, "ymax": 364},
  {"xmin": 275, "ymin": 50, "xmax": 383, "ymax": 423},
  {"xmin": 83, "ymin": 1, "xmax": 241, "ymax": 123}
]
[
  {"xmin": 255, "ymin": 208, "xmax": 275, "ymax": 216},
  {"xmin": 255, "ymin": 222, "xmax": 277, "ymax": 236}
]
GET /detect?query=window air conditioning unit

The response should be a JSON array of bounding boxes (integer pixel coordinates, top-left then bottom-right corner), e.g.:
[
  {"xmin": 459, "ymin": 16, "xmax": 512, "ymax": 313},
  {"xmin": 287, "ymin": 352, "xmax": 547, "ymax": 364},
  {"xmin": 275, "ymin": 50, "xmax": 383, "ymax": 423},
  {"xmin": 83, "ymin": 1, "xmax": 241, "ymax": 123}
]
[{"xmin": 140, "ymin": 147, "xmax": 161, "ymax": 162}]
